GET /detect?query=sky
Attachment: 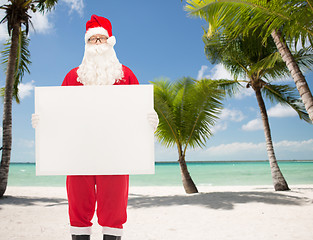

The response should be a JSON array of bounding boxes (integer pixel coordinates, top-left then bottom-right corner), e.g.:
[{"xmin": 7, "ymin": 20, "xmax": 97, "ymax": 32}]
[{"xmin": 0, "ymin": 0, "xmax": 312, "ymax": 163}]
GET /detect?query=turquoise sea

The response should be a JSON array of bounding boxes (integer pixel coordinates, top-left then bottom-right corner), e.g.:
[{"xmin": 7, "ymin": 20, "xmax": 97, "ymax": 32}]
[{"xmin": 8, "ymin": 161, "xmax": 313, "ymax": 187}]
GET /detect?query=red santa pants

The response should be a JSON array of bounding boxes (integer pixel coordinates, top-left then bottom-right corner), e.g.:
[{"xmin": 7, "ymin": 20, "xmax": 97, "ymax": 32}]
[{"xmin": 66, "ymin": 175, "xmax": 129, "ymax": 236}]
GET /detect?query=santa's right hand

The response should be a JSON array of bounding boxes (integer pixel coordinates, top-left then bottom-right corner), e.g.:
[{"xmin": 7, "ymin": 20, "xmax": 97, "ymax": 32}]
[{"xmin": 32, "ymin": 114, "xmax": 39, "ymax": 128}]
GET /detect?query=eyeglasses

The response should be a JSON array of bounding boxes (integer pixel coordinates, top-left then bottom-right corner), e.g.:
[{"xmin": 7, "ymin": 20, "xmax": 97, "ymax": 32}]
[{"xmin": 88, "ymin": 36, "xmax": 108, "ymax": 44}]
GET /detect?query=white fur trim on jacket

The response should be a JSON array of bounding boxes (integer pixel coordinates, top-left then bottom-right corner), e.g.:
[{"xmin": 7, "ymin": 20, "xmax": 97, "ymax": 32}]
[{"xmin": 85, "ymin": 27, "xmax": 109, "ymax": 43}]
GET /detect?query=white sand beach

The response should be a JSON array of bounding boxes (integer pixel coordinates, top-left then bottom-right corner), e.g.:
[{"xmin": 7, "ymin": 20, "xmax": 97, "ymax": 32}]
[{"xmin": 1, "ymin": 185, "xmax": 313, "ymax": 240}]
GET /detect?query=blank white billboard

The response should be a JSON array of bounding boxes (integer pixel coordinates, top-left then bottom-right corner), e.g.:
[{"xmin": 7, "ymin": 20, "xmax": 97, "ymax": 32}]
[{"xmin": 35, "ymin": 85, "xmax": 155, "ymax": 175}]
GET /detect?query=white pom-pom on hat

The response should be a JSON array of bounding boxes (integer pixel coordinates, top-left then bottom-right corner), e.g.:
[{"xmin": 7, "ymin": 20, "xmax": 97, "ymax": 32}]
[{"xmin": 107, "ymin": 36, "xmax": 116, "ymax": 46}]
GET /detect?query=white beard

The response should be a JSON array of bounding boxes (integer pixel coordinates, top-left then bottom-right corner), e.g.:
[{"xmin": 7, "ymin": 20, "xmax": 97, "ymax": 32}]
[{"xmin": 77, "ymin": 43, "xmax": 123, "ymax": 85}]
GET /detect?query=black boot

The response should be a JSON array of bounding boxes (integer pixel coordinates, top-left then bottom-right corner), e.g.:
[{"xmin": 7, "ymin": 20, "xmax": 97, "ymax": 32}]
[
  {"xmin": 103, "ymin": 234, "xmax": 121, "ymax": 240},
  {"xmin": 72, "ymin": 235, "xmax": 90, "ymax": 240}
]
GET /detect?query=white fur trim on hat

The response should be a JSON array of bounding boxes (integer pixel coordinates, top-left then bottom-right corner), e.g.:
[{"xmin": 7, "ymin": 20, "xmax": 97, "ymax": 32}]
[{"xmin": 85, "ymin": 27, "xmax": 109, "ymax": 43}]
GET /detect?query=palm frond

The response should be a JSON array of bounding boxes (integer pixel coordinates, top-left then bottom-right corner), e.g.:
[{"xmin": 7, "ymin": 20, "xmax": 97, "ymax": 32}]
[
  {"xmin": 182, "ymin": 79, "xmax": 224, "ymax": 153},
  {"xmin": 34, "ymin": 0, "xmax": 59, "ymax": 12},
  {"xmin": 150, "ymin": 79, "xmax": 180, "ymax": 148},
  {"xmin": 262, "ymin": 83, "xmax": 311, "ymax": 123},
  {"xmin": 1, "ymin": 0, "xmax": 59, "ymax": 36},
  {"xmin": 1, "ymin": 30, "xmax": 31, "ymax": 103},
  {"xmin": 151, "ymin": 78, "xmax": 225, "ymax": 153},
  {"xmin": 292, "ymin": 47, "xmax": 313, "ymax": 72},
  {"xmin": 213, "ymin": 79, "xmax": 245, "ymax": 97},
  {"xmin": 0, "ymin": 1, "xmax": 31, "ymax": 35},
  {"xmin": 250, "ymin": 51, "xmax": 290, "ymax": 80},
  {"xmin": 186, "ymin": 0, "xmax": 313, "ymax": 48}
]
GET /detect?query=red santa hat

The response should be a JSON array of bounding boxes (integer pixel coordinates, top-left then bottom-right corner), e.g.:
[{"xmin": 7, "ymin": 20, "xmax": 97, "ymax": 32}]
[{"xmin": 85, "ymin": 15, "xmax": 116, "ymax": 46}]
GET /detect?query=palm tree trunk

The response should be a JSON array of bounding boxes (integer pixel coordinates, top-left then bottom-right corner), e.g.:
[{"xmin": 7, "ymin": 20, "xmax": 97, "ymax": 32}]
[
  {"xmin": 271, "ymin": 29, "xmax": 313, "ymax": 122},
  {"xmin": 0, "ymin": 23, "xmax": 20, "ymax": 197},
  {"xmin": 254, "ymin": 88, "xmax": 290, "ymax": 191},
  {"xmin": 178, "ymin": 152, "xmax": 198, "ymax": 194}
]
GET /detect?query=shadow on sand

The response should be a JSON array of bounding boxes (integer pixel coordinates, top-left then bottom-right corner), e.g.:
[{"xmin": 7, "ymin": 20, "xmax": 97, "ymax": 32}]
[
  {"xmin": 1, "ymin": 188, "xmax": 312, "ymax": 211},
  {"xmin": 128, "ymin": 190, "xmax": 313, "ymax": 210},
  {"xmin": 0, "ymin": 195, "xmax": 67, "ymax": 208}
]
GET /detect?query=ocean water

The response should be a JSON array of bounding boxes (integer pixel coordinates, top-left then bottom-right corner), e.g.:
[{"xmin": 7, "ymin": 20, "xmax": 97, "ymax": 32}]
[{"xmin": 7, "ymin": 161, "xmax": 313, "ymax": 187}]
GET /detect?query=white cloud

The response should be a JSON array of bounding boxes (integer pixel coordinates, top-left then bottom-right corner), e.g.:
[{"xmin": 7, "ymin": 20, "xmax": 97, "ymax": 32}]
[
  {"xmin": 212, "ymin": 108, "xmax": 246, "ymax": 133},
  {"xmin": 207, "ymin": 142, "xmax": 266, "ymax": 156},
  {"xmin": 220, "ymin": 108, "xmax": 245, "ymax": 122},
  {"xmin": 29, "ymin": 11, "xmax": 54, "ymax": 34},
  {"xmin": 18, "ymin": 80, "xmax": 35, "ymax": 99},
  {"xmin": 197, "ymin": 64, "xmax": 233, "ymax": 80},
  {"xmin": 211, "ymin": 122, "xmax": 227, "ymax": 133},
  {"xmin": 233, "ymin": 85, "xmax": 254, "ymax": 99},
  {"xmin": 197, "ymin": 65, "xmax": 208, "ymax": 80},
  {"xmin": 203, "ymin": 139, "xmax": 313, "ymax": 160},
  {"xmin": 274, "ymin": 139, "xmax": 313, "ymax": 152},
  {"xmin": 242, "ymin": 118, "xmax": 263, "ymax": 131},
  {"xmin": 155, "ymin": 136, "xmax": 313, "ymax": 161},
  {"xmin": 61, "ymin": 0, "xmax": 84, "ymax": 16},
  {"xmin": 197, "ymin": 64, "xmax": 254, "ymax": 99},
  {"xmin": 211, "ymin": 64, "xmax": 234, "ymax": 80},
  {"xmin": 267, "ymin": 104, "xmax": 297, "ymax": 118}
]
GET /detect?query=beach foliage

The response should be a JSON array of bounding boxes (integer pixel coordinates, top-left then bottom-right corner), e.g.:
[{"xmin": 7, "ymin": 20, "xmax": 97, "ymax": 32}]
[
  {"xmin": 0, "ymin": 0, "xmax": 58, "ymax": 198},
  {"xmin": 151, "ymin": 77, "xmax": 224, "ymax": 193},
  {"xmin": 1, "ymin": 30, "xmax": 31, "ymax": 104},
  {"xmin": 186, "ymin": 0, "xmax": 313, "ymax": 127},
  {"xmin": 198, "ymin": 23, "xmax": 312, "ymax": 190}
]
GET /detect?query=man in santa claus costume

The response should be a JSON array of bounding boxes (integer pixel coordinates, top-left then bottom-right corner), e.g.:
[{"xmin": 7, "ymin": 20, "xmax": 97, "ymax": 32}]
[{"xmin": 32, "ymin": 15, "xmax": 158, "ymax": 240}]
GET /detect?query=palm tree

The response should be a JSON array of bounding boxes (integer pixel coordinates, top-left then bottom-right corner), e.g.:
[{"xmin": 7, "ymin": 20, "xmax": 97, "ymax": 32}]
[
  {"xmin": 151, "ymin": 78, "xmax": 224, "ymax": 193},
  {"xmin": 202, "ymin": 28, "xmax": 311, "ymax": 191},
  {"xmin": 0, "ymin": 0, "xmax": 58, "ymax": 197},
  {"xmin": 186, "ymin": 0, "xmax": 313, "ymax": 123}
]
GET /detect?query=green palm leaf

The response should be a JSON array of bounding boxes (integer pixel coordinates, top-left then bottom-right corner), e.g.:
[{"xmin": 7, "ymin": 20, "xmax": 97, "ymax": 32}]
[
  {"xmin": 151, "ymin": 78, "xmax": 224, "ymax": 152},
  {"xmin": 262, "ymin": 84, "xmax": 311, "ymax": 123},
  {"xmin": 186, "ymin": 0, "xmax": 313, "ymax": 46},
  {"xmin": 214, "ymin": 79, "xmax": 246, "ymax": 97},
  {"xmin": 1, "ymin": 30, "xmax": 31, "ymax": 103},
  {"xmin": 151, "ymin": 79, "xmax": 180, "ymax": 148}
]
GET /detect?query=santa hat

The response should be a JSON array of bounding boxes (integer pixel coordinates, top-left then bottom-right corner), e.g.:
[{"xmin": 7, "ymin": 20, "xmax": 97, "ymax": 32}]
[{"xmin": 85, "ymin": 15, "xmax": 116, "ymax": 46}]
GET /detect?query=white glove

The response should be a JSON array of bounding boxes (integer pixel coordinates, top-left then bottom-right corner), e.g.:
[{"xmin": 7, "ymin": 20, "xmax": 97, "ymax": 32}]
[
  {"xmin": 32, "ymin": 114, "xmax": 39, "ymax": 128},
  {"xmin": 147, "ymin": 111, "xmax": 159, "ymax": 132}
]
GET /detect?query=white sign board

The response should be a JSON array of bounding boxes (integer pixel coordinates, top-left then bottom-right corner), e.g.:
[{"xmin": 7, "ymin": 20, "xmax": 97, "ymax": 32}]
[{"xmin": 35, "ymin": 85, "xmax": 155, "ymax": 176}]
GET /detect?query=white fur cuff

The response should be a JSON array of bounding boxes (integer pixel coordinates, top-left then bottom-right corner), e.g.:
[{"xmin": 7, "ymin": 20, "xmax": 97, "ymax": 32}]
[
  {"xmin": 70, "ymin": 226, "xmax": 92, "ymax": 235},
  {"xmin": 102, "ymin": 226, "xmax": 123, "ymax": 236}
]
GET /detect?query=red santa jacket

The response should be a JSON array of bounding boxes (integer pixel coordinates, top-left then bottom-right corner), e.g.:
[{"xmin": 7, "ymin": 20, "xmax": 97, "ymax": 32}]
[{"xmin": 62, "ymin": 65, "xmax": 139, "ymax": 86}]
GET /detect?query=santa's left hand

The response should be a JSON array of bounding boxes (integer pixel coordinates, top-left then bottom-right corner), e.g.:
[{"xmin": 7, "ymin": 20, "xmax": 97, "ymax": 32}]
[{"xmin": 147, "ymin": 111, "xmax": 159, "ymax": 132}]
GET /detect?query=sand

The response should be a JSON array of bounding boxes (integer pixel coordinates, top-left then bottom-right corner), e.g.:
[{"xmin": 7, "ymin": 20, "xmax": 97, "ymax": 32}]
[{"xmin": 1, "ymin": 185, "xmax": 313, "ymax": 240}]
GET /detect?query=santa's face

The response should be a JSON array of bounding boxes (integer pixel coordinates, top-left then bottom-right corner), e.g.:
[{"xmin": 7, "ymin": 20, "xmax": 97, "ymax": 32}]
[
  {"xmin": 77, "ymin": 34, "xmax": 123, "ymax": 86},
  {"xmin": 87, "ymin": 34, "xmax": 108, "ymax": 45}
]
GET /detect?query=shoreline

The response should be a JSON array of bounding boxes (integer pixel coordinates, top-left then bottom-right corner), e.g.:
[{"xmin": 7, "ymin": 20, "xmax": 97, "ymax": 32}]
[
  {"xmin": 1, "ymin": 185, "xmax": 313, "ymax": 240},
  {"xmin": 9, "ymin": 159, "xmax": 313, "ymax": 164}
]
